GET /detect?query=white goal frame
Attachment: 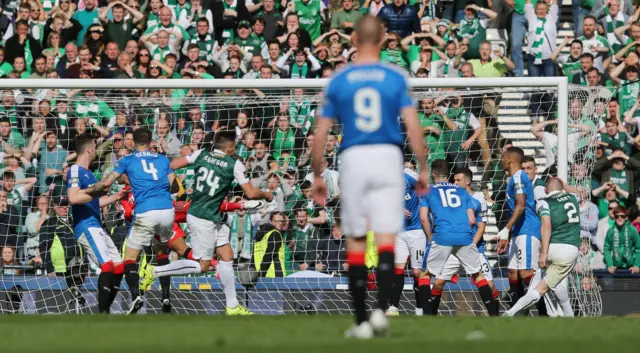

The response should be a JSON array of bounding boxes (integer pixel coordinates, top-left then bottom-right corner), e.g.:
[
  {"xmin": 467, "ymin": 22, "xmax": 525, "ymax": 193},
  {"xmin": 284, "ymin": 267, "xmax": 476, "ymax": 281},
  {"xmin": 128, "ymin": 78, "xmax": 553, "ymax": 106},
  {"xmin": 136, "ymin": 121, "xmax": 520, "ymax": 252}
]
[{"xmin": 0, "ymin": 76, "xmax": 570, "ymax": 181}]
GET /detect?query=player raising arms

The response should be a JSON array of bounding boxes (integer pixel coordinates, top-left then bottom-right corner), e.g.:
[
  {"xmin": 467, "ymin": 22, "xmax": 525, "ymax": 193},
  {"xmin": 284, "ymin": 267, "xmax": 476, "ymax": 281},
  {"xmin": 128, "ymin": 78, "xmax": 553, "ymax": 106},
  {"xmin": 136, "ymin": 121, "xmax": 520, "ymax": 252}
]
[
  {"xmin": 386, "ymin": 166, "xmax": 427, "ymax": 317},
  {"xmin": 453, "ymin": 167, "xmax": 498, "ymax": 301},
  {"xmin": 422, "ymin": 160, "xmax": 499, "ymax": 316},
  {"xmin": 313, "ymin": 15, "xmax": 428, "ymax": 338},
  {"xmin": 140, "ymin": 130, "xmax": 273, "ymax": 315},
  {"xmin": 66, "ymin": 134, "xmax": 126, "ymax": 313},
  {"xmin": 95, "ymin": 128, "xmax": 175, "ymax": 314},
  {"xmin": 496, "ymin": 147, "xmax": 542, "ymax": 309},
  {"xmin": 503, "ymin": 177, "xmax": 579, "ymax": 317}
]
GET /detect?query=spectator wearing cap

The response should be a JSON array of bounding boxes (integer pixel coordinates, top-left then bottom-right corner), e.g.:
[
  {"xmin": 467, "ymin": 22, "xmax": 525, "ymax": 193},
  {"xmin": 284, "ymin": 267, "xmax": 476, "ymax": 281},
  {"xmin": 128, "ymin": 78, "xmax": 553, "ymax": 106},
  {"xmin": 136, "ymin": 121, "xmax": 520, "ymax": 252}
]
[
  {"xmin": 212, "ymin": 0, "xmax": 251, "ymax": 43},
  {"xmin": 255, "ymin": 0, "xmax": 282, "ymax": 42},
  {"xmin": 524, "ymin": 0, "xmax": 558, "ymax": 77},
  {"xmin": 72, "ymin": 0, "xmax": 99, "ymax": 44},
  {"xmin": 457, "ymin": 3, "xmax": 497, "ymax": 60},
  {"xmin": 377, "ymin": 0, "xmax": 420, "ymax": 39},
  {"xmin": 604, "ymin": 205, "xmax": 640, "ymax": 274},
  {"xmin": 277, "ymin": 13, "xmax": 313, "ymax": 49},
  {"xmin": 100, "ymin": 1, "xmax": 144, "ymax": 51},
  {"xmin": 331, "ymin": 0, "xmax": 362, "ymax": 35},
  {"xmin": 278, "ymin": 48, "xmax": 321, "ymax": 78},
  {"xmin": 4, "ymin": 20, "xmax": 43, "ymax": 69},
  {"xmin": 461, "ymin": 40, "xmax": 514, "ymax": 77},
  {"xmin": 39, "ymin": 196, "xmax": 88, "ymax": 281},
  {"xmin": 228, "ymin": 20, "xmax": 264, "ymax": 56},
  {"xmin": 578, "ymin": 15, "xmax": 613, "ymax": 72},
  {"xmin": 183, "ymin": 18, "xmax": 215, "ymax": 62}
]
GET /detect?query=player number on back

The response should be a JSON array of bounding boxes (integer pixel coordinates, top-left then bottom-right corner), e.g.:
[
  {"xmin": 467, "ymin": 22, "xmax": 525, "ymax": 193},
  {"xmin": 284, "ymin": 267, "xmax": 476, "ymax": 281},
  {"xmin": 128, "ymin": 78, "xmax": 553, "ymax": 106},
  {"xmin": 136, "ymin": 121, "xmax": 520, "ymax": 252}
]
[
  {"xmin": 196, "ymin": 167, "xmax": 220, "ymax": 196},
  {"xmin": 141, "ymin": 160, "xmax": 158, "ymax": 181},
  {"xmin": 438, "ymin": 188, "xmax": 461, "ymax": 208},
  {"xmin": 564, "ymin": 203, "xmax": 579, "ymax": 223},
  {"xmin": 354, "ymin": 88, "xmax": 382, "ymax": 132}
]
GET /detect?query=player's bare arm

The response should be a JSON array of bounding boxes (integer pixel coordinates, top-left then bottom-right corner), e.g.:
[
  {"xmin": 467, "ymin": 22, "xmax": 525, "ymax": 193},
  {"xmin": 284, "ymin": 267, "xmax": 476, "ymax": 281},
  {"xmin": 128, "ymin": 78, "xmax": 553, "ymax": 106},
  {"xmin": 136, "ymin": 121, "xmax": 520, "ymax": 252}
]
[
  {"xmin": 419, "ymin": 207, "xmax": 432, "ymax": 241},
  {"xmin": 539, "ymin": 215, "xmax": 552, "ymax": 269},
  {"xmin": 98, "ymin": 171, "xmax": 122, "ymax": 189},
  {"xmin": 99, "ymin": 189, "xmax": 126, "ymax": 208},
  {"xmin": 67, "ymin": 186, "xmax": 99, "ymax": 205},
  {"xmin": 497, "ymin": 193, "xmax": 525, "ymax": 253},
  {"xmin": 402, "ymin": 106, "xmax": 429, "ymax": 192},
  {"xmin": 310, "ymin": 117, "xmax": 332, "ymax": 205},
  {"xmin": 467, "ymin": 208, "xmax": 476, "ymax": 227},
  {"xmin": 473, "ymin": 220, "xmax": 486, "ymax": 245},
  {"xmin": 240, "ymin": 182, "xmax": 274, "ymax": 201},
  {"xmin": 169, "ymin": 155, "xmax": 190, "ymax": 170}
]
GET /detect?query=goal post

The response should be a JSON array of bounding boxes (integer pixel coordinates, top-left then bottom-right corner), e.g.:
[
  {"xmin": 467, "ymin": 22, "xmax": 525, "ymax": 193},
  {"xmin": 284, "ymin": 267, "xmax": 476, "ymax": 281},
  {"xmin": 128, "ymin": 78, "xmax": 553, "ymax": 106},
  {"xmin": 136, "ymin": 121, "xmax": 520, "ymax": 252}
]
[{"xmin": 0, "ymin": 77, "xmax": 602, "ymax": 316}]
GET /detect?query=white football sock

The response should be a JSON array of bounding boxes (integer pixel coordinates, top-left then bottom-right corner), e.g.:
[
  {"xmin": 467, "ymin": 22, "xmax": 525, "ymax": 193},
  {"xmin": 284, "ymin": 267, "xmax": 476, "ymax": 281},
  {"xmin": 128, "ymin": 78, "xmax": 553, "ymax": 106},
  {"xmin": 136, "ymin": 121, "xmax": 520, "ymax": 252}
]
[
  {"xmin": 553, "ymin": 278, "xmax": 574, "ymax": 317},
  {"xmin": 153, "ymin": 259, "xmax": 201, "ymax": 277},
  {"xmin": 219, "ymin": 261, "xmax": 239, "ymax": 308},
  {"xmin": 507, "ymin": 289, "xmax": 541, "ymax": 316}
]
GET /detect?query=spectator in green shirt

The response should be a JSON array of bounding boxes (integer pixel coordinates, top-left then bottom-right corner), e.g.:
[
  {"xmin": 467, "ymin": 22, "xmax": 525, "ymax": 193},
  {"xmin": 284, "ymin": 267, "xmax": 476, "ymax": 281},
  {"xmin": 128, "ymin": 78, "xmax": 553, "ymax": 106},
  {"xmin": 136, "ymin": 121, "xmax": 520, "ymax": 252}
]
[
  {"xmin": 330, "ymin": 0, "xmax": 362, "ymax": 35},
  {"xmin": 0, "ymin": 118, "xmax": 25, "ymax": 154},
  {"xmin": 604, "ymin": 205, "xmax": 640, "ymax": 274}
]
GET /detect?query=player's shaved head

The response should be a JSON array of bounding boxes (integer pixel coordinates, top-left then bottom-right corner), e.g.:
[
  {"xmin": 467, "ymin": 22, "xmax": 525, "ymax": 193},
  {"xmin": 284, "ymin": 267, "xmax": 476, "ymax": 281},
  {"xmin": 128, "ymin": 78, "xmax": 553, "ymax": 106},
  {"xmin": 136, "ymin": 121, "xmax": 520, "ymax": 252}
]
[
  {"xmin": 133, "ymin": 127, "xmax": 152, "ymax": 146},
  {"xmin": 214, "ymin": 130, "xmax": 236, "ymax": 149},
  {"xmin": 505, "ymin": 146, "xmax": 525, "ymax": 163},
  {"xmin": 353, "ymin": 15, "xmax": 384, "ymax": 46},
  {"xmin": 431, "ymin": 159, "xmax": 450, "ymax": 180},
  {"xmin": 522, "ymin": 155, "xmax": 536, "ymax": 166},
  {"xmin": 75, "ymin": 133, "xmax": 96, "ymax": 155},
  {"xmin": 546, "ymin": 177, "xmax": 563, "ymax": 192}
]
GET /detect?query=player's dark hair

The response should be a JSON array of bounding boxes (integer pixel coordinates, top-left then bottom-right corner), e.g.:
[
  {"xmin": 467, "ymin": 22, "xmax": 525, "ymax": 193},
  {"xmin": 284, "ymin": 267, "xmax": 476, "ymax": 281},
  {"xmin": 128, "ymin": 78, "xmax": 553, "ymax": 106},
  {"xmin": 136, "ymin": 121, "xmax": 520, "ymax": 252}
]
[
  {"xmin": 354, "ymin": 15, "xmax": 384, "ymax": 46},
  {"xmin": 75, "ymin": 133, "xmax": 95, "ymax": 154},
  {"xmin": 300, "ymin": 180, "xmax": 312, "ymax": 191},
  {"xmin": 133, "ymin": 127, "xmax": 153, "ymax": 146},
  {"xmin": 431, "ymin": 159, "xmax": 449, "ymax": 179},
  {"xmin": 522, "ymin": 155, "xmax": 536, "ymax": 165},
  {"xmin": 214, "ymin": 130, "xmax": 236, "ymax": 149},
  {"xmin": 505, "ymin": 146, "xmax": 525, "ymax": 163},
  {"xmin": 453, "ymin": 167, "xmax": 472, "ymax": 182},
  {"xmin": 0, "ymin": 117, "xmax": 10, "ymax": 125},
  {"xmin": 2, "ymin": 170, "xmax": 15, "ymax": 180},
  {"xmin": 570, "ymin": 39, "xmax": 583, "ymax": 48}
]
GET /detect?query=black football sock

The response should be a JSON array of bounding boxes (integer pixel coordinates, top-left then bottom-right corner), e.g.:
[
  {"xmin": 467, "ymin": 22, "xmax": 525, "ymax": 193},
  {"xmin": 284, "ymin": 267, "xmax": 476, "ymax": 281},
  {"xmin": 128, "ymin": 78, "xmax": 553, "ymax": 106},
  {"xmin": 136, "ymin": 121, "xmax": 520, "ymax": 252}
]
[
  {"xmin": 347, "ymin": 251, "xmax": 368, "ymax": 325},
  {"xmin": 109, "ymin": 263, "xmax": 124, "ymax": 307},
  {"xmin": 428, "ymin": 288, "xmax": 442, "ymax": 315},
  {"xmin": 477, "ymin": 279, "xmax": 498, "ymax": 316},
  {"xmin": 97, "ymin": 270, "xmax": 113, "ymax": 313},
  {"xmin": 376, "ymin": 245, "xmax": 395, "ymax": 311},
  {"xmin": 413, "ymin": 276, "xmax": 421, "ymax": 310},
  {"xmin": 389, "ymin": 268, "xmax": 405, "ymax": 308},
  {"xmin": 509, "ymin": 278, "xmax": 520, "ymax": 308},
  {"xmin": 124, "ymin": 260, "xmax": 140, "ymax": 299},
  {"xmin": 157, "ymin": 255, "xmax": 171, "ymax": 301},
  {"xmin": 418, "ymin": 277, "xmax": 432, "ymax": 312}
]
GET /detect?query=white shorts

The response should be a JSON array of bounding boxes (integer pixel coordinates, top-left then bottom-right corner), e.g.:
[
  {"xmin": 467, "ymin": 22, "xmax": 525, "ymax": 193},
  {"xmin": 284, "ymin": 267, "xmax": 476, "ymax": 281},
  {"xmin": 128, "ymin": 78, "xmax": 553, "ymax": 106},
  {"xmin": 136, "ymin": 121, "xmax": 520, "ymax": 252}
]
[
  {"xmin": 395, "ymin": 229, "xmax": 427, "ymax": 268},
  {"xmin": 507, "ymin": 235, "xmax": 541, "ymax": 270},
  {"xmin": 76, "ymin": 226, "xmax": 120, "ymax": 266},
  {"xmin": 427, "ymin": 242, "xmax": 482, "ymax": 279},
  {"xmin": 544, "ymin": 243, "xmax": 579, "ymax": 289},
  {"xmin": 339, "ymin": 145, "xmax": 404, "ymax": 237},
  {"xmin": 479, "ymin": 252, "xmax": 493, "ymax": 281},
  {"xmin": 187, "ymin": 214, "xmax": 230, "ymax": 261},
  {"xmin": 127, "ymin": 208, "xmax": 175, "ymax": 250}
]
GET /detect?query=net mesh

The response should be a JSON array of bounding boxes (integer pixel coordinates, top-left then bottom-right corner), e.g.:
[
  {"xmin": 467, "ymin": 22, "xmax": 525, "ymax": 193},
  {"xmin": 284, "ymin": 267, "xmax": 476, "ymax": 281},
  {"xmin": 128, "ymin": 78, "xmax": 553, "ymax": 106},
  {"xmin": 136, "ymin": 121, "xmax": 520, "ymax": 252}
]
[{"xmin": 0, "ymin": 81, "xmax": 603, "ymax": 316}]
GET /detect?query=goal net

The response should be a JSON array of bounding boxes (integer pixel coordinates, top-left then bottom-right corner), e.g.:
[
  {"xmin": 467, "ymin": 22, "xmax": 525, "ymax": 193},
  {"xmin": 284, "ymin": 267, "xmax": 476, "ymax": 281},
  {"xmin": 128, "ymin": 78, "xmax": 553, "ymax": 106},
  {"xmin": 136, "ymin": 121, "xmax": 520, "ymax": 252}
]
[{"xmin": 0, "ymin": 78, "xmax": 603, "ymax": 316}]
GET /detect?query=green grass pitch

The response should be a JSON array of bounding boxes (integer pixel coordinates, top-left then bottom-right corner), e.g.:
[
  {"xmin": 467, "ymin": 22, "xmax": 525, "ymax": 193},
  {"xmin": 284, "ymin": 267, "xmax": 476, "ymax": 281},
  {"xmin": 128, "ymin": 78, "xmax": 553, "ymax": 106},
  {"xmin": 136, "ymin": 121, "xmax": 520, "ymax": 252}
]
[{"xmin": 2, "ymin": 315, "xmax": 638, "ymax": 353}]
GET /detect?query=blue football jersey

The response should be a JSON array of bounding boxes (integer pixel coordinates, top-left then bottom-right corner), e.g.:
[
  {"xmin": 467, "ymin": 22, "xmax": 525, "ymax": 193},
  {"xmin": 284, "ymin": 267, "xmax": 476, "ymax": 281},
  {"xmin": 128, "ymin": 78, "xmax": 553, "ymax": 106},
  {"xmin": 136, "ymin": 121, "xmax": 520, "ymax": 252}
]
[
  {"xmin": 404, "ymin": 168, "xmax": 422, "ymax": 231},
  {"xmin": 506, "ymin": 170, "xmax": 541, "ymax": 238},
  {"xmin": 421, "ymin": 183, "xmax": 475, "ymax": 246},
  {"xmin": 66, "ymin": 164, "xmax": 102, "ymax": 229},
  {"xmin": 114, "ymin": 151, "xmax": 174, "ymax": 214},
  {"xmin": 470, "ymin": 193, "xmax": 488, "ymax": 253},
  {"xmin": 319, "ymin": 63, "xmax": 413, "ymax": 151}
]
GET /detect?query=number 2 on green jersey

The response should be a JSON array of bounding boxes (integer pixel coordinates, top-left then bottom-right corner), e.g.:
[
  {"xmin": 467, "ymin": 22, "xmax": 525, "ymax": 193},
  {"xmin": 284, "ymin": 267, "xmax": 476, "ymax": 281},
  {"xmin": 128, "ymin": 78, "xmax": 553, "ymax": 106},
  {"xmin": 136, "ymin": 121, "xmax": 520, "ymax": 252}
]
[{"xmin": 196, "ymin": 167, "xmax": 220, "ymax": 196}]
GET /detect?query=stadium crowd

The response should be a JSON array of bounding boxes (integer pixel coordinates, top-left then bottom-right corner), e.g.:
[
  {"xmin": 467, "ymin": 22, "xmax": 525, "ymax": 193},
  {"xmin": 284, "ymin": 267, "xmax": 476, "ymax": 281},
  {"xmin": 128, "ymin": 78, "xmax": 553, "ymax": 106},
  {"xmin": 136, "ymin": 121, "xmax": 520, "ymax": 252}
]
[{"xmin": 0, "ymin": 0, "xmax": 638, "ymax": 282}]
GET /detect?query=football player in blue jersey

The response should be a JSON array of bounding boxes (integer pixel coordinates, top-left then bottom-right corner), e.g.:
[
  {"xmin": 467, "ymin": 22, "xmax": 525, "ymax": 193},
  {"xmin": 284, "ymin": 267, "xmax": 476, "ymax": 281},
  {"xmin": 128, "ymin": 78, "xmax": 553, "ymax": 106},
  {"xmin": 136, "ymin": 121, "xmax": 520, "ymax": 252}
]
[
  {"xmin": 96, "ymin": 128, "xmax": 175, "ymax": 314},
  {"xmin": 386, "ymin": 166, "xmax": 427, "ymax": 317},
  {"xmin": 312, "ymin": 15, "xmax": 429, "ymax": 338},
  {"xmin": 453, "ymin": 168, "xmax": 498, "ymax": 301},
  {"xmin": 497, "ymin": 147, "xmax": 542, "ymax": 309},
  {"xmin": 66, "ymin": 134, "xmax": 127, "ymax": 314},
  {"xmin": 422, "ymin": 160, "xmax": 499, "ymax": 316}
]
